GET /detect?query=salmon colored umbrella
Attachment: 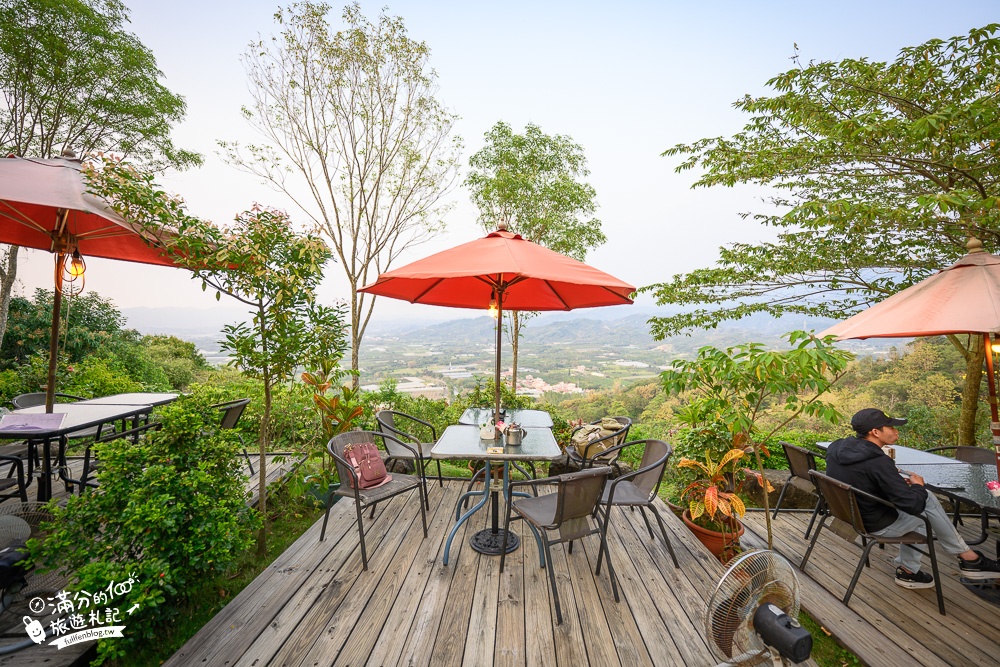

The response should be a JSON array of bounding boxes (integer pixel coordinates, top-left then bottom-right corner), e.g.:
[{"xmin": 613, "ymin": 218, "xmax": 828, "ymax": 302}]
[
  {"xmin": 0, "ymin": 156, "xmax": 179, "ymax": 411},
  {"xmin": 360, "ymin": 223, "xmax": 635, "ymax": 420},
  {"xmin": 820, "ymin": 238, "xmax": 1000, "ymax": 475}
]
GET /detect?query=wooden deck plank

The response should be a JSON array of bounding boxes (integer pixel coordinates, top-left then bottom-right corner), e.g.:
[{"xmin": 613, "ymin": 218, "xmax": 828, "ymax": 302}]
[
  {"xmin": 769, "ymin": 508, "xmax": 1000, "ymax": 665},
  {"xmin": 494, "ymin": 513, "xmax": 526, "ymax": 667},
  {"xmin": 166, "ymin": 481, "xmax": 1000, "ymax": 667},
  {"xmin": 277, "ymin": 491, "xmax": 424, "ymax": 665},
  {"xmin": 395, "ymin": 487, "xmax": 478, "ymax": 667},
  {"xmin": 427, "ymin": 495, "xmax": 487, "ymax": 667},
  {"xmin": 520, "ymin": 519, "xmax": 558, "ymax": 667},
  {"xmin": 364, "ymin": 484, "xmax": 460, "ymax": 667},
  {"xmin": 231, "ymin": 493, "xmax": 417, "ymax": 666}
]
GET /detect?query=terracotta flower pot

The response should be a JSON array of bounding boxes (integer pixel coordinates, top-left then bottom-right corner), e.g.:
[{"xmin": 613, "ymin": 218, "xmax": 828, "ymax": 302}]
[{"xmin": 682, "ymin": 509, "xmax": 744, "ymax": 561}]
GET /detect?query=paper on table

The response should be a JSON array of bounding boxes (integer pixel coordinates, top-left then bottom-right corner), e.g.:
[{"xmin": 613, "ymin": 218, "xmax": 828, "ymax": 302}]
[{"xmin": 0, "ymin": 412, "xmax": 67, "ymax": 432}]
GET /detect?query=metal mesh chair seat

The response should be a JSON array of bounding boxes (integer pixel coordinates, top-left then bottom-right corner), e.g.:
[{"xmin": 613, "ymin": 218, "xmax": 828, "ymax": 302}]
[
  {"xmin": 599, "ymin": 479, "xmax": 650, "ymax": 505},
  {"xmin": 333, "ymin": 474, "xmax": 424, "ymax": 504},
  {"xmin": 320, "ymin": 430, "xmax": 427, "ymax": 570},
  {"xmin": 926, "ymin": 445, "xmax": 995, "ymax": 464}
]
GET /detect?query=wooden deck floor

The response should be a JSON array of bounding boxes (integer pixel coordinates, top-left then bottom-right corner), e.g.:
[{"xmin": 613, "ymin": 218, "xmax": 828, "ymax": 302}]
[
  {"xmin": 166, "ymin": 480, "xmax": 822, "ymax": 667},
  {"xmin": 740, "ymin": 508, "xmax": 1000, "ymax": 667}
]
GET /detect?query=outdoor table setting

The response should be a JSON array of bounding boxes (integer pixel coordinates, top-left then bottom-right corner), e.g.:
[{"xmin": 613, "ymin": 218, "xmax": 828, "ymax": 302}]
[
  {"xmin": 0, "ymin": 394, "xmax": 179, "ymax": 501},
  {"xmin": 431, "ymin": 423, "xmax": 562, "ymax": 564}
]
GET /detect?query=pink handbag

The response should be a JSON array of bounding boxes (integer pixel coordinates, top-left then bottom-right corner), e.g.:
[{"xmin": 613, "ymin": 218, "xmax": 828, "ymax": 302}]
[{"xmin": 344, "ymin": 443, "xmax": 392, "ymax": 490}]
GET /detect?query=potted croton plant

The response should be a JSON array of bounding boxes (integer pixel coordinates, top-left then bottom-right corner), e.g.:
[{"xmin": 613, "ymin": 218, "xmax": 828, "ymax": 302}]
[{"xmin": 677, "ymin": 447, "xmax": 752, "ymax": 561}]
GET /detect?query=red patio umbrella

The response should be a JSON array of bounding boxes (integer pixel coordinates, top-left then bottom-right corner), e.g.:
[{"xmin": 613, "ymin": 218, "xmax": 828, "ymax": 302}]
[
  {"xmin": 0, "ymin": 156, "xmax": 179, "ymax": 411},
  {"xmin": 360, "ymin": 223, "xmax": 635, "ymax": 421},
  {"xmin": 820, "ymin": 237, "xmax": 1000, "ymax": 476}
]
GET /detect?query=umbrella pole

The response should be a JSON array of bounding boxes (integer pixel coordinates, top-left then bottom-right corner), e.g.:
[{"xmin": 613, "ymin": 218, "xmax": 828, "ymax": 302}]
[
  {"xmin": 987, "ymin": 334, "xmax": 1000, "ymax": 478},
  {"xmin": 495, "ymin": 292, "xmax": 503, "ymax": 425},
  {"xmin": 45, "ymin": 253, "xmax": 65, "ymax": 414}
]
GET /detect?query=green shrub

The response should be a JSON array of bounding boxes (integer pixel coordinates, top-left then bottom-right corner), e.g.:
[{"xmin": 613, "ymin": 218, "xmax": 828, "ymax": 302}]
[{"xmin": 29, "ymin": 391, "xmax": 261, "ymax": 664}]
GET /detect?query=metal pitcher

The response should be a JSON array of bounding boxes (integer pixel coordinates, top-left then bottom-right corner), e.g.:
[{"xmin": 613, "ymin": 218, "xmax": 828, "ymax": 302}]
[{"xmin": 505, "ymin": 423, "xmax": 526, "ymax": 446}]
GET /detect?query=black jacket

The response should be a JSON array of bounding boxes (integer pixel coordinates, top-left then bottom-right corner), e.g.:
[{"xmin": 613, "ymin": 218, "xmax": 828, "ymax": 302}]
[{"xmin": 825, "ymin": 435, "xmax": 928, "ymax": 532}]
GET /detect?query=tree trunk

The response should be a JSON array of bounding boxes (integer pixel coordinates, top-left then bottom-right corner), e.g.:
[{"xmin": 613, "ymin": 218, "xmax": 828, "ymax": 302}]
[
  {"xmin": 510, "ymin": 312, "xmax": 521, "ymax": 393},
  {"xmin": 0, "ymin": 246, "xmax": 19, "ymax": 350},
  {"xmin": 258, "ymin": 378, "xmax": 271, "ymax": 556},
  {"xmin": 958, "ymin": 334, "xmax": 985, "ymax": 446}
]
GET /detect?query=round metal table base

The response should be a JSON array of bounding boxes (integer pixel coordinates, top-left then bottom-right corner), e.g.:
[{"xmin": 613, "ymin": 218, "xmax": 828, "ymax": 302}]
[{"xmin": 470, "ymin": 529, "xmax": 519, "ymax": 555}]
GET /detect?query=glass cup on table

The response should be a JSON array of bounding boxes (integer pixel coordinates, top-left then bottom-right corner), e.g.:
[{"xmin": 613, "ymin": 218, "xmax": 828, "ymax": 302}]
[{"xmin": 883, "ymin": 445, "xmax": 895, "ymax": 460}]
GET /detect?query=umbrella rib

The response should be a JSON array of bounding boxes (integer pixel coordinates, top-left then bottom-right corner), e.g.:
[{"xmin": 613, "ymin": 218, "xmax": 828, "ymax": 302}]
[
  {"xmin": 0, "ymin": 204, "xmax": 49, "ymax": 234},
  {"xmin": 411, "ymin": 278, "xmax": 446, "ymax": 303}
]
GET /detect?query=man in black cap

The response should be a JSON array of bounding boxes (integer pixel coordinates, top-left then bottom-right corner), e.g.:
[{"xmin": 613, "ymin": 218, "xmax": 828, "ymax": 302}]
[{"xmin": 826, "ymin": 408, "xmax": 1000, "ymax": 588}]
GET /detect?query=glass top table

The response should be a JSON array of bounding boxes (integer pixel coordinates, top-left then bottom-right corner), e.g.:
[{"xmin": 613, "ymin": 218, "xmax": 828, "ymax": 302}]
[
  {"xmin": 904, "ymin": 462, "xmax": 999, "ymax": 544},
  {"xmin": 1, "ymin": 403, "xmax": 161, "ymax": 501},
  {"xmin": 816, "ymin": 441, "xmax": 963, "ymax": 465},
  {"xmin": 76, "ymin": 392, "xmax": 179, "ymax": 407},
  {"xmin": 432, "ymin": 424, "xmax": 562, "ymax": 564},
  {"xmin": 457, "ymin": 408, "xmax": 554, "ymax": 429}
]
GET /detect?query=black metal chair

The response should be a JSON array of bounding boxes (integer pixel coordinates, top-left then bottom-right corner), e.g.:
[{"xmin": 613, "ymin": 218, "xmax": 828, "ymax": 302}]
[
  {"xmin": 0, "ymin": 454, "xmax": 28, "ymax": 504},
  {"xmin": 60, "ymin": 421, "xmax": 164, "ymax": 494},
  {"xmin": 375, "ymin": 410, "xmax": 442, "ymax": 506},
  {"xmin": 320, "ymin": 430, "xmax": 427, "ymax": 571},
  {"xmin": 801, "ymin": 470, "xmax": 945, "ymax": 615},
  {"xmin": 501, "ymin": 466, "xmax": 618, "ymax": 624},
  {"xmin": 213, "ymin": 399, "xmax": 255, "ymax": 474},
  {"xmin": 596, "ymin": 439, "xmax": 679, "ymax": 569},
  {"xmin": 771, "ymin": 441, "xmax": 824, "ymax": 538},
  {"xmin": 566, "ymin": 416, "xmax": 632, "ymax": 474}
]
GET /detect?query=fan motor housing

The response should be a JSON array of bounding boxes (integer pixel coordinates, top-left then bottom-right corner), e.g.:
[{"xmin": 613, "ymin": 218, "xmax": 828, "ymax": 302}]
[{"xmin": 752, "ymin": 603, "xmax": 812, "ymax": 663}]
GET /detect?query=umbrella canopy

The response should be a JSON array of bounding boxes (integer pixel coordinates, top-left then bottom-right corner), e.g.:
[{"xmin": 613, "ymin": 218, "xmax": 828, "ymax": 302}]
[
  {"xmin": 0, "ymin": 156, "xmax": 175, "ymax": 266},
  {"xmin": 361, "ymin": 227, "xmax": 635, "ymax": 311},
  {"xmin": 820, "ymin": 237, "xmax": 1000, "ymax": 474},
  {"xmin": 360, "ymin": 225, "xmax": 635, "ymax": 420},
  {"xmin": 0, "ymin": 156, "xmax": 182, "ymax": 411}
]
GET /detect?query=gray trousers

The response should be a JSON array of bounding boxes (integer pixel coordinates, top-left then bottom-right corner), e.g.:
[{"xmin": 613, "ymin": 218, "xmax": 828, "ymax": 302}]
[{"xmin": 872, "ymin": 492, "xmax": 971, "ymax": 573}]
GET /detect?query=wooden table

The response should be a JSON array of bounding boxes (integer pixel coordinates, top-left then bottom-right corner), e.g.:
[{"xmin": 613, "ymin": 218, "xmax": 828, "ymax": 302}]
[
  {"xmin": 458, "ymin": 408, "xmax": 554, "ymax": 428},
  {"xmin": 431, "ymin": 424, "xmax": 561, "ymax": 564},
  {"xmin": 0, "ymin": 403, "xmax": 161, "ymax": 501}
]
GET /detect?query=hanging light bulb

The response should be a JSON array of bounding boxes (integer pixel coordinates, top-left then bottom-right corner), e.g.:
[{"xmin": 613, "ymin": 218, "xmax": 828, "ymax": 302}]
[
  {"xmin": 488, "ymin": 296, "xmax": 498, "ymax": 319},
  {"xmin": 57, "ymin": 249, "xmax": 86, "ymax": 296},
  {"xmin": 68, "ymin": 250, "xmax": 86, "ymax": 278}
]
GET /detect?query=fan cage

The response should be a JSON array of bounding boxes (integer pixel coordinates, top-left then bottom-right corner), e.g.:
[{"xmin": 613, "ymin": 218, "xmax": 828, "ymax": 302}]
[{"xmin": 705, "ymin": 549, "xmax": 800, "ymax": 666}]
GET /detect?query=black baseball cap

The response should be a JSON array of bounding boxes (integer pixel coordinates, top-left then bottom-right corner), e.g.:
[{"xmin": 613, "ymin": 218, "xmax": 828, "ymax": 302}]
[{"xmin": 851, "ymin": 408, "xmax": 907, "ymax": 434}]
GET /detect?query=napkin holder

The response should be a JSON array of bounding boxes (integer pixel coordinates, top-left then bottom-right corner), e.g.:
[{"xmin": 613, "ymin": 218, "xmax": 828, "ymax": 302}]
[{"xmin": 480, "ymin": 422, "xmax": 497, "ymax": 440}]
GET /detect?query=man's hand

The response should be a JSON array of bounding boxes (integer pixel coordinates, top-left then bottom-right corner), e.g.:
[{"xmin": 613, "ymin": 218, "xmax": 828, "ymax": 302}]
[{"xmin": 905, "ymin": 472, "xmax": 925, "ymax": 486}]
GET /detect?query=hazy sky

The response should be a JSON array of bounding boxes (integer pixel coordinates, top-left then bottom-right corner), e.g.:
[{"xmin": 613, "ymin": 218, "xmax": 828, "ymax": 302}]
[{"xmin": 15, "ymin": 0, "xmax": 1000, "ymax": 322}]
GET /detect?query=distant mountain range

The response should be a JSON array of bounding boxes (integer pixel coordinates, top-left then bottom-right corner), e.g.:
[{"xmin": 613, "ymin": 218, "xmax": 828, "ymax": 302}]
[{"xmin": 122, "ymin": 306, "xmax": 903, "ymax": 360}]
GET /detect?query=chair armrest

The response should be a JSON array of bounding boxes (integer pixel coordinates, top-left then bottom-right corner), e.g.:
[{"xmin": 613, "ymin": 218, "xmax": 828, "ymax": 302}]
[
  {"xmin": 926, "ymin": 446, "xmax": 956, "ymax": 454},
  {"xmin": 585, "ymin": 436, "xmax": 635, "ymax": 464},
  {"xmin": 328, "ymin": 449, "xmax": 359, "ymax": 487},
  {"xmin": 508, "ymin": 476, "xmax": 553, "ymax": 493}
]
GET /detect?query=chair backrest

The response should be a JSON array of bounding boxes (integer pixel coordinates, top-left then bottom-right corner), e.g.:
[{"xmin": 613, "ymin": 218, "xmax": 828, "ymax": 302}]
[
  {"xmin": 215, "ymin": 398, "xmax": 251, "ymax": 430},
  {"xmin": 809, "ymin": 470, "xmax": 867, "ymax": 536},
  {"xmin": 953, "ymin": 446, "xmax": 995, "ymax": 464},
  {"xmin": 552, "ymin": 466, "xmax": 612, "ymax": 540},
  {"xmin": 781, "ymin": 441, "xmax": 818, "ymax": 480},
  {"xmin": 11, "ymin": 392, "xmax": 84, "ymax": 409},
  {"xmin": 627, "ymin": 439, "xmax": 672, "ymax": 499},
  {"xmin": 328, "ymin": 430, "xmax": 399, "ymax": 489}
]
